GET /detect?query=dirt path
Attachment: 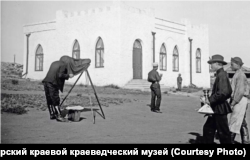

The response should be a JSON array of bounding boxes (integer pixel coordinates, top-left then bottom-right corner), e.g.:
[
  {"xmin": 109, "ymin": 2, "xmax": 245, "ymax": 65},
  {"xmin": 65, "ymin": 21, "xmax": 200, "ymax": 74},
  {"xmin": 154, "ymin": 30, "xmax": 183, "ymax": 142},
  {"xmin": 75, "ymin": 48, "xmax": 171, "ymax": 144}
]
[{"xmin": 1, "ymin": 91, "xmax": 249, "ymax": 144}]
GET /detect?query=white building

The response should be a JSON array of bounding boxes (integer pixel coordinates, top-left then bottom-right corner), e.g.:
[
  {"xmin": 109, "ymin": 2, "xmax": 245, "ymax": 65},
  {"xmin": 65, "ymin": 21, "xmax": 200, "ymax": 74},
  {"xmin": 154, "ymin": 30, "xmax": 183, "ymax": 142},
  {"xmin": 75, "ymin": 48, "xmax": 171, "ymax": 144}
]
[{"xmin": 23, "ymin": 2, "xmax": 210, "ymax": 89}]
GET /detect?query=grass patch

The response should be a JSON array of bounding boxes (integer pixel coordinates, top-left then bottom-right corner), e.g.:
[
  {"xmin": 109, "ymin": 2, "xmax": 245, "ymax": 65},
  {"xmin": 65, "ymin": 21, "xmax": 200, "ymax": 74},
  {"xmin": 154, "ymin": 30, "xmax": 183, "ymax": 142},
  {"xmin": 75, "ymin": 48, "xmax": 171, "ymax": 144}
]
[{"xmin": 1, "ymin": 105, "xmax": 27, "ymax": 115}]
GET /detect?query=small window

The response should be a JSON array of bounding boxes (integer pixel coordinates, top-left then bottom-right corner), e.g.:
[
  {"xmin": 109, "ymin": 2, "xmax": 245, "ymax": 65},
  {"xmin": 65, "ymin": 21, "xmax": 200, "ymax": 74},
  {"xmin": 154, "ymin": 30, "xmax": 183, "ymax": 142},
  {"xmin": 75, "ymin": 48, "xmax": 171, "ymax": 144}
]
[
  {"xmin": 196, "ymin": 49, "xmax": 201, "ymax": 73},
  {"xmin": 159, "ymin": 44, "xmax": 167, "ymax": 71},
  {"xmin": 35, "ymin": 45, "xmax": 43, "ymax": 71},
  {"xmin": 72, "ymin": 40, "xmax": 80, "ymax": 59},
  {"xmin": 95, "ymin": 37, "xmax": 104, "ymax": 68},
  {"xmin": 172, "ymin": 46, "xmax": 179, "ymax": 72}
]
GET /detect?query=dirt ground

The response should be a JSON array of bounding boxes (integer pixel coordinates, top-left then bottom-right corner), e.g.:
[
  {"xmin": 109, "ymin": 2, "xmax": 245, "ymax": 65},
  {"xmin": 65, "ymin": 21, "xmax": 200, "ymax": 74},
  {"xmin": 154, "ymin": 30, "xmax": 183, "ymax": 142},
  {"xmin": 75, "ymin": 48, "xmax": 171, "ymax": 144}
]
[{"xmin": 2, "ymin": 89, "xmax": 249, "ymax": 144}]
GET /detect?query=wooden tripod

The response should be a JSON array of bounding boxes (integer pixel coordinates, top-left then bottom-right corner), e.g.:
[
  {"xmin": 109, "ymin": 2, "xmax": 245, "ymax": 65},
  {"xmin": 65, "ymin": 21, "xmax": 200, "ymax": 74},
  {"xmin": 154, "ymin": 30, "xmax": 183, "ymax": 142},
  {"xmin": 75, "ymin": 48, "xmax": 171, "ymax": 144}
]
[{"xmin": 60, "ymin": 69, "xmax": 105, "ymax": 122}]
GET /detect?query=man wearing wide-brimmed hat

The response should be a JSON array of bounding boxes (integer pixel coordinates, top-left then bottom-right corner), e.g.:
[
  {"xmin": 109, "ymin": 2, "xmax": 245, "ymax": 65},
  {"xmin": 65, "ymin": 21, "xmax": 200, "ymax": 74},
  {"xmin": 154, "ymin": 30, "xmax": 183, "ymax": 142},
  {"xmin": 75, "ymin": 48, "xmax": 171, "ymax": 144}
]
[
  {"xmin": 228, "ymin": 57, "xmax": 250, "ymax": 144},
  {"xmin": 201, "ymin": 54, "xmax": 233, "ymax": 144}
]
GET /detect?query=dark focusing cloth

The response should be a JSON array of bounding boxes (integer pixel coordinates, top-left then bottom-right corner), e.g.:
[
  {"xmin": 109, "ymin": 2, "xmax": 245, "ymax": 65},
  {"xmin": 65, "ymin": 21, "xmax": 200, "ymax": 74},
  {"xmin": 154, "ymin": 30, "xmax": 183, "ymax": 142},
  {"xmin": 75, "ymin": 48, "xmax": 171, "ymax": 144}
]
[{"xmin": 59, "ymin": 55, "xmax": 91, "ymax": 76}]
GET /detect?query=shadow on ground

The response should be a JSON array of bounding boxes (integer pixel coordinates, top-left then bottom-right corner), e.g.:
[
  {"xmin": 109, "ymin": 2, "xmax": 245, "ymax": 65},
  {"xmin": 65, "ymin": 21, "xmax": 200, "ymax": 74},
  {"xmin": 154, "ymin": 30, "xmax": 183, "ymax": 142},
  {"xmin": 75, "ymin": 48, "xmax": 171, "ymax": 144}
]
[
  {"xmin": 188, "ymin": 132, "xmax": 242, "ymax": 144},
  {"xmin": 188, "ymin": 132, "xmax": 206, "ymax": 144}
]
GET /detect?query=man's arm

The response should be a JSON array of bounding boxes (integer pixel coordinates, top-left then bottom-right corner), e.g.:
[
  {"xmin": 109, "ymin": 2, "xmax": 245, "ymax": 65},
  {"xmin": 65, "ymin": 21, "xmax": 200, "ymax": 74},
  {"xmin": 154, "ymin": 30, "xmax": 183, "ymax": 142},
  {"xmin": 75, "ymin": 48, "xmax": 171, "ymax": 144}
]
[
  {"xmin": 155, "ymin": 72, "xmax": 162, "ymax": 82},
  {"xmin": 58, "ymin": 65, "xmax": 70, "ymax": 80}
]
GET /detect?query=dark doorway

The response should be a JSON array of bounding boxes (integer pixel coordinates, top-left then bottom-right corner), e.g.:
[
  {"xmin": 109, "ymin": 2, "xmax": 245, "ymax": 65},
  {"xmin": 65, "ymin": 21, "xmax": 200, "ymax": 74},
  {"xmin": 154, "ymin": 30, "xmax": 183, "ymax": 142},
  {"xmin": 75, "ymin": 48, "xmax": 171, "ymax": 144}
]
[{"xmin": 133, "ymin": 40, "xmax": 142, "ymax": 79}]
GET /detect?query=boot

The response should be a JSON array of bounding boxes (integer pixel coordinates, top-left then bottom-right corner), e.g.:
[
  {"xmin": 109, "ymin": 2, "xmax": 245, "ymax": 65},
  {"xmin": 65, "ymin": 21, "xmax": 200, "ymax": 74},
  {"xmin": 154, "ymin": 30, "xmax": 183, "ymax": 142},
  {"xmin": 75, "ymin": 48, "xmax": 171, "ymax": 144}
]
[
  {"xmin": 240, "ymin": 126, "xmax": 250, "ymax": 144},
  {"xmin": 231, "ymin": 132, "xmax": 236, "ymax": 144}
]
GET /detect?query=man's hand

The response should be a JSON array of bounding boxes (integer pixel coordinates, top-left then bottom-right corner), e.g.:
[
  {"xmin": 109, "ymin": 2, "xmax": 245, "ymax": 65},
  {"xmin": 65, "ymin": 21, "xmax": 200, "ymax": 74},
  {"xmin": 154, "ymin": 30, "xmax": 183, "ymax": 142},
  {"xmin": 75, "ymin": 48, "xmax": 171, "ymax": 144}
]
[
  {"xmin": 230, "ymin": 100, "xmax": 237, "ymax": 109},
  {"xmin": 205, "ymin": 98, "xmax": 210, "ymax": 105},
  {"xmin": 200, "ymin": 96, "xmax": 205, "ymax": 103},
  {"xmin": 200, "ymin": 96, "xmax": 210, "ymax": 105},
  {"xmin": 69, "ymin": 74, "xmax": 74, "ymax": 78}
]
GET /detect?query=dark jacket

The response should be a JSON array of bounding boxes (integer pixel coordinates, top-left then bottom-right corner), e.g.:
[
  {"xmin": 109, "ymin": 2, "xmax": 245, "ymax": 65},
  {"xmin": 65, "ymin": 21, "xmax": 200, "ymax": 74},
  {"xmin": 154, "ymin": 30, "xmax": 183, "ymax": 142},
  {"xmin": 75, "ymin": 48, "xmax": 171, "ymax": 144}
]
[
  {"xmin": 148, "ymin": 69, "xmax": 161, "ymax": 83},
  {"xmin": 42, "ymin": 61, "xmax": 69, "ymax": 92},
  {"xmin": 177, "ymin": 76, "xmax": 182, "ymax": 83},
  {"xmin": 208, "ymin": 68, "xmax": 232, "ymax": 114}
]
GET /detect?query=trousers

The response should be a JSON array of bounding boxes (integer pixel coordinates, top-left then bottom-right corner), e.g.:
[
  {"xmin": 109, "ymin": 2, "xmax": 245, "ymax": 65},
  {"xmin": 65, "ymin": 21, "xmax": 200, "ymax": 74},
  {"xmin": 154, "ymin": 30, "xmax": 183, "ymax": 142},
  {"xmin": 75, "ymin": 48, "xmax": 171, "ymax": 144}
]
[
  {"xmin": 203, "ymin": 114, "xmax": 232, "ymax": 144},
  {"xmin": 43, "ymin": 82, "xmax": 60, "ymax": 107},
  {"xmin": 150, "ymin": 83, "xmax": 161, "ymax": 111}
]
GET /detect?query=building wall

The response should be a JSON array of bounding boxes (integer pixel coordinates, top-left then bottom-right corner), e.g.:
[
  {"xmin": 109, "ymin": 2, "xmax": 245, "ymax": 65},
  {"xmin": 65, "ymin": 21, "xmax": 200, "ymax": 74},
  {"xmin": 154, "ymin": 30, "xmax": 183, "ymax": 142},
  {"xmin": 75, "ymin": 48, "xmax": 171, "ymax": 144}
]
[
  {"xmin": 186, "ymin": 21, "xmax": 210, "ymax": 88},
  {"xmin": 152, "ymin": 19, "xmax": 210, "ymax": 88},
  {"xmin": 153, "ymin": 18, "xmax": 187, "ymax": 88},
  {"xmin": 119, "ymin": 4, "xmax": 155, "ymax": 85},
  {"xmin": 23, "ymin": 29, "xmax": 57, "ymax": 81},
  {"xmin": 23, "ymin": 3, "xmax": 210, "ymax": 88},
  {"xmin": 55, "ymin": 6, "xmax": 123, "ymax": 86}
]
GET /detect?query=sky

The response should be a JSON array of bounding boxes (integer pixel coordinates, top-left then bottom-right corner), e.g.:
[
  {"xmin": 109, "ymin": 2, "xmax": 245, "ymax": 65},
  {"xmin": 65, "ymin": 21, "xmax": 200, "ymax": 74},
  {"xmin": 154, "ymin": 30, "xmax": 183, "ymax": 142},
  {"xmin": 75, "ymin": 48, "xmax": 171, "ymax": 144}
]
[{"xmin": 1, "ymin": 0, "xmax": 250, "ymax": 67}]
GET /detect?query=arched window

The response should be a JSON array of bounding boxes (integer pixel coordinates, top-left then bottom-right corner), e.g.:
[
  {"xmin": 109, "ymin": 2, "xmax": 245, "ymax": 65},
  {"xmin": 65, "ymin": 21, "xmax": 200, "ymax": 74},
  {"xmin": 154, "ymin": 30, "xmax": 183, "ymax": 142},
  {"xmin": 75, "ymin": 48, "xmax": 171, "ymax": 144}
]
[
  {"xmin": 159, "ymin": 44, "xmax": 167, "ymax": 71},
  {"xmin": 133, "ymin": 40, "xmax": 142, "ymax": 49},
  {"xmin": 95, "ymin": 37, "xmax": 104, "ymax": 68},
  {"xmin": 172, "ymin": 46, "xmax": 179, "ymax": 72},
  {"xmin": 35, "ymin": 44, "xmax": 43, "ymax": 71},
  {"xmin": 72, "ymin": 40, "xmax": 80, "ymax": 59},
  {"xmin": 196, "ymin": 48, "xmax": 201, "ymax": 73}
]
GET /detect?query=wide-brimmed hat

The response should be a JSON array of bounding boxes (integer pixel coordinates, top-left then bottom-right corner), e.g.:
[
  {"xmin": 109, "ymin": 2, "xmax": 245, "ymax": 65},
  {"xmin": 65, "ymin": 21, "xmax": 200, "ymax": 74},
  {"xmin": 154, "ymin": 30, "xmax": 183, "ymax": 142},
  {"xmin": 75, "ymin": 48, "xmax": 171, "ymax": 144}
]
[
  {"xmin": 207, "ymin": 54, "xmax": 227, "ymax": 65},
  {"xmin": 231, "ymin": 57, "xmax": 244, "ymax": 66}
]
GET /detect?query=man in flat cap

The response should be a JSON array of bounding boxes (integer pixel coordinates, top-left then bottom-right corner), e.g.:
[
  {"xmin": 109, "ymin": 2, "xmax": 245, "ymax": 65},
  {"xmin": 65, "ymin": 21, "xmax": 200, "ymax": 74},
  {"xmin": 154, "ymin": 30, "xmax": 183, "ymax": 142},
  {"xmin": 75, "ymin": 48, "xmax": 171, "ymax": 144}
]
[
  {"xmin": 148, "ymin": 62, "xmax": 163, "ymax": 113},
  {"xmin": 228, "ymin": 57, "xmax": 250, "ymax": 144},
  {"xmin": 201, "ymin": 54, "xmax": 232, "ymax": 144}
]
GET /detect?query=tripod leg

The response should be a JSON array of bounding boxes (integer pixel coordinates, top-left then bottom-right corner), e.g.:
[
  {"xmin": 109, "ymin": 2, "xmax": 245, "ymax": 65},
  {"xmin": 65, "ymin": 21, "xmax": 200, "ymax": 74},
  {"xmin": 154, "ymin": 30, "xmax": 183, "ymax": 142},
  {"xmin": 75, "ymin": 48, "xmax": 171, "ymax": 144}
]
[
  {"xmin": 86, "ymin": 70, "xmax": 105, "ymax": 119},
  {"xmin": 60, "ymin": 71, "xmax": 84, "ymax": 107},
  {"xmin": 89, "ymin": 95, "xmax": 95, "ymax": 124}
]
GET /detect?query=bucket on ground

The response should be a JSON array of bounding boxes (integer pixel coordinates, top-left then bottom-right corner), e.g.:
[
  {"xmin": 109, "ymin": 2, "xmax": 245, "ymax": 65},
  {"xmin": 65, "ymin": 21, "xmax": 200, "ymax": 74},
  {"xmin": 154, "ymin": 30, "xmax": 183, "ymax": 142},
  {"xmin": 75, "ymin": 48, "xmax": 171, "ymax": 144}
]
[{"xmin": 65, "ymin": 106, "xmax": 84, "ymax": 122}]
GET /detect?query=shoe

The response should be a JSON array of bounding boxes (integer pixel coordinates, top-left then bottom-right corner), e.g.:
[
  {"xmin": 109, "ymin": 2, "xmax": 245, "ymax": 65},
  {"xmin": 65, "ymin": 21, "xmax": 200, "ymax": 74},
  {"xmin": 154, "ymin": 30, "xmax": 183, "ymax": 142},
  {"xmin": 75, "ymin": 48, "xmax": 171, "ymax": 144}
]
[
  {"xmin": 155, "ymin": 110, "xmax": 162, "ymax": 113},
  {"xmin": 151, "ymin": 109, "xmax": 156, "ymax": 112},
  {"xmin": 56, "ymin": 115, "xmax": 69, "ymax": 122},
  {"xmin": 50, "ymin": 114, "xmax": 57, "ymax": 120}
]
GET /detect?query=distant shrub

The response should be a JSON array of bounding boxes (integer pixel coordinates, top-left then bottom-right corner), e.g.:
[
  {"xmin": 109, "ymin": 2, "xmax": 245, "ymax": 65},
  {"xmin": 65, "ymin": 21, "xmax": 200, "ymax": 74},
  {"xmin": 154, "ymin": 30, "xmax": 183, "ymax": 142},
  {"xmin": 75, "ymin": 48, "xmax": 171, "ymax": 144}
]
[{"xmin": 1, "ymin": 105, "xmax": 27, "ymax": 115}]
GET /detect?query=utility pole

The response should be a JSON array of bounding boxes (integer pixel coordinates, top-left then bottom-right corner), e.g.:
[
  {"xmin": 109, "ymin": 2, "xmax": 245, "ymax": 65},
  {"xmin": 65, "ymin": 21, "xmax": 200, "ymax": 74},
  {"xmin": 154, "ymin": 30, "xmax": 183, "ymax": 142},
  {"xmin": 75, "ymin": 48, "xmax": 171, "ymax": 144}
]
[
  {"xmin": 14, "ymin": 55, "xmax": 16, "ymax": 64},
  {"xmin": 188, "ymin": 38, "xmax": 193, "ymax": 85},
  {"xmin": 152, "ymin": 32, "xmax": 156, "ymax": 63}
]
